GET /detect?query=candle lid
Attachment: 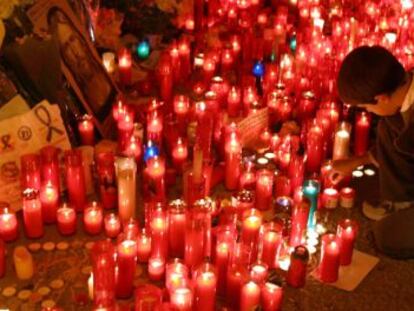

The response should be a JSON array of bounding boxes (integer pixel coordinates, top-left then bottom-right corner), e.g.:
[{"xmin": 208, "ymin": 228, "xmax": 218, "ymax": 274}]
[{"xmin": 291, "ymin": 245, "xmax": 309, "ymax": 262}]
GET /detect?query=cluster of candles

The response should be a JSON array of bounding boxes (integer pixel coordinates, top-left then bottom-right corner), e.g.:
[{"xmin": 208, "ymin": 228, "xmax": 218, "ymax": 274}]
[{"xmin": 5, "ymin": 0, "xmax": 412, "ymax": 309}]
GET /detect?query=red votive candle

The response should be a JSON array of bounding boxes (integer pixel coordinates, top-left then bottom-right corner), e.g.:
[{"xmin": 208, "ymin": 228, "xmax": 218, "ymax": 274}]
[
  {"xmin": 287, "ymin": 245, "xmax": 309, "ymax": 288},
  {"xmin": 148, "ymin": 256, "xmax": 165, "ymax": 281},
  {"xmin": 0, "ymin": 208, "xmax": 18, "ymax": 242},
  {"xmin": 172, "ymin": 138, "xmax": 188, "ymax": 171},
  {"xmin": 255, "ymin": 169, "xmax": 274, "ymax": 210},
  {"xmin": 322, "ymin": 188, "xmax": 339, "ymax": 209},
  {"xmin": 261, "ymin": 282, "xmax": 283, "ymax": 311},
  {"xmin": 337, "ymin": 219, "xmax": 358, "ymax": 265},
  {"xmin": 64, "ymin": 150, "xmax": 86, "ymax": 212},
  {"xmin": 135, "ymin": 284, "xmax": 163, "ymax": 311},
  {"xmin": 354, "ymin": 111, "xmax": 371, "ymax": 156},
  {"xmin": 193, "ymin": 262, "xmax": 217, "ymax": 311},
  {"xmin": 78, "ymin": 114, "xmax": 95, "ymax": 146},
  {"xmin": 22, "ymin": 189, "xmax": 43, "ymax": 239},
  {"xmin": 319, "ymin": 234, "xmax": 340, "ymax": 283},
  {"xmin": 39, "ymin": 182, "xmax": 59, "ymax": 224},
  {"xmin": 240, "ymin": 281, "xmax": 261, "ymax": 311},
  {"xmin": 150, "ymin": 208, "xmax": 168, "ymax": 259},
  {"xmin": 339, "ymin": 187, "xmax": 355, "ymax": 208},
  {"xmin": 250, "ymin": 261, "xmax": 269, "ymax": 284},
  {"xmin": 118, "ymin": 48, "xmax": 132, "ymax": 86},
  {"xmin": 224, "ymin": 132, "xmax": 242, "ymax": 190},
  {"xmin": 56, "ymin": 203, "xmax": 76, "ymax": 235},
  {"xmin": 137, "ymin": 228, "xmax": 152, "ymax": 262},
  {"xmin": 170, "ymin": 286, "xmax": 193, "ymax": 311},
  {"xmin": 260, "ymin": 223, "xmax": 282, "ymax": 268},
  {"xmin": 168, "ymin": 200, "xmax": 187, "ymax": 258},
  {"xmin": 83, "ymin": 202, "xmax": 103, "ymax": 235},
  {"xmin": 289, "ymin": 199, "xmax": 310, "ymax": 247},
  {"xmin": 116, "ymin": 237, "xmax": 138, "ymax": 298},
  {"xmin": 104, "ymin": 213, "xmax": 121, "ymax": 238}
]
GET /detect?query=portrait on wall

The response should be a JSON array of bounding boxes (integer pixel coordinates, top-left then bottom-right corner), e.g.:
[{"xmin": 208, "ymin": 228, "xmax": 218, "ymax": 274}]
[{"xmin": 27, "ymin": 0, "xmax": 118, "ymax": 136}]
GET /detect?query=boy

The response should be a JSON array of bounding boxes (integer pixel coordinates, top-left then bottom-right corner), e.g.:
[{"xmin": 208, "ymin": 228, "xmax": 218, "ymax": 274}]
[{"xmin": 333, "ymin": 45, "xmax": 414, "ymax": 259}]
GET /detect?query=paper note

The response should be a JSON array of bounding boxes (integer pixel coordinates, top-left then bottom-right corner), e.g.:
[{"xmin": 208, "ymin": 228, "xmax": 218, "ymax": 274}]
[
  {"xmin": 0, "ymin": 100, "xmax": 71, "ymax": 211},
  {"xmin": 236, "ymin": 107, "xmax": 269, "ymax": 147}
]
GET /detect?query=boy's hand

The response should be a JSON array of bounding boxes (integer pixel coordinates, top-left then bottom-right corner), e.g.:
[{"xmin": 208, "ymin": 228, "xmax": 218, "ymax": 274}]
[{"xmin": 329, "ymin": 158, "xmax": 358, "ymax": 184}]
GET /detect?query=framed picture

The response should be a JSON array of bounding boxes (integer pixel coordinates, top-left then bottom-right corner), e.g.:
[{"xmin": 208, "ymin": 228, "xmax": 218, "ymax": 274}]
[{"xmin": 27, "ymin": 0, "xmax": 118, "ymax": 136}]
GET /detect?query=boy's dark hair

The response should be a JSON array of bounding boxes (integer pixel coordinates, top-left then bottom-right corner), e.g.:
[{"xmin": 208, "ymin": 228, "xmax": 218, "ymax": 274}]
[{"xmin": 337, "ymin": 45, "xmax": 406, "ymax": 105}]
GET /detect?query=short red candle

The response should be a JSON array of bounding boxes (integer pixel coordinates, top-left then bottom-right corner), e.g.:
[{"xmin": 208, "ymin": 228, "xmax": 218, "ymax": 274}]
[
  {"xmin": 22, "ymin": 189, "xmax": 43, "ymax": 239},
  {"xmin": 337, "ymin": 219, "xmax": 358, "ymax": 265},
  {"xmin": 166, "ymin": 259, "xmax": 189, "ymax": 292},
  {"xmin": 240, "ymin": 281, "xmax": 261, "ymax": 311},
  {"xmin": 241, "ymin": 209, "xmax": 262, "ymax": 247},
  {"xmin": 306, "ymin": 121, "xmax": 324, "ymax": 173},
  {"xmin": 83, "ymin": 202, "xmax": 103, "ymax": 235},
  {"xmin": 118, "ymin": 48, "xmax": 132, "ymax": 86},
  {"xmin": 339, "ymin": 187, "xmax": 355, "ymax": 208},
  {"xmin": 78, "ymin": 114, "xmax": 95, "ymax": 146},
  {"xmin": 227, "ymin": 86, "xmax": 241, "ymax": 117},
  {"xmin": 321, "ymin": 188, "xmax": 339, "ymax": 209},
  {"xmin": 319, "ymin": 234, "xmax": 340, "ymax": 283},
  {"xmin": 193, "ymin": 263, "xmax": 217, "ymax": 311},
  {"xmin": 112, "ymin": 97, "xmax": 127, "ymax": 122},
  {"xmin": 226, "ymin": 264, "xmax": 248, "ymax": 310},
  {"xmin": 170, "ymin": 287, "xmax": 193, "ymax": 311},
  {"xmin": 116, "ymin": 238, "xmax": 138, "ymax": 298},
  {"xmin": 148, "ymin": 256, "xmax": 165, "ymax": 281},
  {"xmin": 354, "ymin": 111, "xmax": 371, "ymax": 156},
  {"xmin": 104, "ymin": 213, "xmax": 121, "ymax": 238},
  {"xmin": 137, "ymin": 228, "xmax": 152, "ymax": 263},
  {"xmin": 289, "ymin": 199, "xmax": 310, "ymax": 247},
  {"xmin": 250, "ymin": 261, "xmax": 269, "ymax": 284},
  {"xmin": 261, "ymin": 282, "xmax": 283, "ymax": 311},
  {"xmin": 56, "ymin": 204, "xmax": 76, "ymax": 235},
  {"xmin": 0, "ymin": 209, "xmax": 18, "ymax": 242},
  {"xmin": 39, "ymin": 182, "xmax": 59, "ymax": 224}
]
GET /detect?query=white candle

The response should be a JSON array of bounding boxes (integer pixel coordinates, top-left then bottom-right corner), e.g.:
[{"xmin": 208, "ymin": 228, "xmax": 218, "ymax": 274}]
[
  {"xmin": 115, "ymin": 157, "xmax": 137, "ymax": 223},
  {"xmin": 333, "ymin": 122, "xmax": 351, "ymax": 160}
]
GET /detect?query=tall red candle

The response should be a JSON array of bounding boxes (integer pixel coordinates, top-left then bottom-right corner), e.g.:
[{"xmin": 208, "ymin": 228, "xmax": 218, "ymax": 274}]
[
  {"xmin": 39, "ymin": 182, "xmax": 59, "ymax": 224},
  {"xmin": 91, "ymin": 240, "xmax": 116, "ymax": 308},
  {"xmin": 168, "ymin": 200, "xmax": 187, "ymax": 258},
  {"xmin": 150, "ymin": 208, "xmax": 168, "ymax": 259},
  {"xmin": 319, "ymin": 234, "xmax": 340, "ymax": 283},
  {"xmin": 305, "ymin": 121, "xmax": 324, "ymax": 173},
  {"xmin": 226, "ymin": 264, "xmax": 248, "ymax": 310},
  {"xmin": 145, "ymin": 156, "xmax": 166, "ymax": 203},
  {"xmin": 64, "ymin": 150, "xmax": 86, "ymax": 212},
  {"xmin": 289, "ymin": 199, "xmax": 310, "ymax": 247},
  {"xmin": 22, "ymin": 189, "xmax": 43, "ymax": 239},
  {"xmin": 193, "ymin": 262, "xmax": 217, "ymax": 311},
  {"xmin": 117, "ymin": 112, "xmax": 134, "ymax": 152},
  {"xmin": 260, "ymin": 223, "xmax": 282, "ymax": 268},
  {"xmin": 354, "ymin": 111, "xmax": 371, "ymax": 156},
  {"xmin": 96, "ymin": 152, "xmax": 117, "ymax": 210},
  {"xmin": 116, "ymin": 237, "xmax": 138, "ymax": 298},
  {"xmin": 224, "ymin": 132, "xmax": 242, "ymax": 190},
  {"xmin": 56, "ymin": 203, "xmax": 76, "ymax": 235},
  {"xmin": 172, "ymin": 138, "xmax": 188, "ymax": 172},
  {"xmin": 337, "ymin": 219, "xmax": 358, "ymax": 265},
  {"xmin": 20, "ymin": 154, "xmax": 41, "ymax": 191},
  {"xmin": 40, "ymin": 146, "xmax": 60, "ymax": 193}
]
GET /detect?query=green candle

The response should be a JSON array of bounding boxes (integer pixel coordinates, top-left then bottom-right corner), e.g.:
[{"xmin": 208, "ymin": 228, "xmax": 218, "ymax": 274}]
[
  {"xmin": 136, "ymin": 40, "xmax": 150, "ymax": 59},
  {"xmin": 302, "ymin": 179, "xmax": 320, "ymax": 230}
]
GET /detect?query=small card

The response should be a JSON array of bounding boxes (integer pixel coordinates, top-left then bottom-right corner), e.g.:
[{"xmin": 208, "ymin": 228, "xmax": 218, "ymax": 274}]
[{"xmin": 312, "ymin": 250, "xmax": 380, "ymax": 291}]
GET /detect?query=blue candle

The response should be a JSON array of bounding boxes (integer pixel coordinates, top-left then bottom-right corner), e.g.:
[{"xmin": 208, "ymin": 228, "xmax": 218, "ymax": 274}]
[
  {"xmin": 302, "ymin": 179, "xmax": 320, "ymax": 229},
  {"xmin": 136, "ymin": 39, "xmax": 151, "ymax": 59},
  {"xmin": 144, "ymin": 141, "xmax": 159, "ymax": 162},
  {"xmin": 252, "ymin": 60, "xmax": 265, "ymax": 78}
]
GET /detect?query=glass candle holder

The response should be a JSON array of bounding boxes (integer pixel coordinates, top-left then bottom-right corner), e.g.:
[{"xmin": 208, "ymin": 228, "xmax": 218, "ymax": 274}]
[
  {"xmin": 168, "ymin": 199, "xmax": 187, "ymax": 258},
  {"xmin": 337, "ymin": 219, "xmax": 358, "ymax": 266},
  {"xmin": 259, "ymin": 222, "xmax": 282, "ymax": 269},
  {"xmin": 83, "ymin": 202, "xmax": 103, "ymax": 235},
  {"xmin": 261, "ymin": 282, "xmax": 283, "ymax": 311},
  {"xmin": 319, "ymin": 233, "xmax": 340, "ymax": 283},
  {"xmin": 96, "ymin": 152, "xmax": 117, "ymax": 210},
  {"xmin": 20, "ymin": 154, "xmax": 41, "ymax": 191},
  {"xmin": 104, "ymin": 213, "xmax": 121, "ymax": 238},
  {"xmin": 116, "ymin": 235, "xmax": 138, "ymax": 298},
  {"xmin": 115, "ymin": 157, "xmax": 137, "ymax": 223},
  {"xmin": 56, "ymin": 203, "xmax": 76, "ymax": 236},
  {"xmin": 286, "ymin": 245, "xmax": 309, "ymax": 288},
  {"xmin": 135, "ymin": 284, "xmax": 163, "ymax": 311},
  {"xmin": 0, "ymin": 206, "xmax": 18, "ymax": 242},
  {"xmin": 193, "ymin": 261, "xmax": 217, "ymax": 311},
  {"xmin": 91, "ymin": 240, "xmax": 116, "ymax": 308},
  {"xmin": 40, "ymin": 146, "xmax": 60, "ymax": 193},
  {"xmin": 22, "ymin": 189, "xmax": 43, "ymax": 239},
  {"xmin": 64, "ymin": 150, "xmax": 86, "ymax": 212},
  {"xmin": 302, "ymin": 179, "xmax": 320, "ymax": 230}
]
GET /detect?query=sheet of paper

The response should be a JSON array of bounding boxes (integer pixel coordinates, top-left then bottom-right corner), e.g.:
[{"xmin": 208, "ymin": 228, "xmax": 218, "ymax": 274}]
[
  {"xmin": 312, "ymin": 250, "xmax": 380, "ymax": 291},
  {"xmin": 0, "ymin": 95, "xmax": 31, "ymax": 121},
  {"xmin": 236, "ymin": 108, "xmax": 269, "ymax": 147},
  {"xmin": 0, "ymin": 100, "xmax": 71, "ymax": 211}
]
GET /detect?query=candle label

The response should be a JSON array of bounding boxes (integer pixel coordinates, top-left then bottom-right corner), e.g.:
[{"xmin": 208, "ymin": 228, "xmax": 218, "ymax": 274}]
[
  {"xmin": 236, "ymin": 108, "xmax": 269, "ymax": 147},
  {"xmin": 0, "ymin": 100, "xmax": 70, "ymax": 211}
]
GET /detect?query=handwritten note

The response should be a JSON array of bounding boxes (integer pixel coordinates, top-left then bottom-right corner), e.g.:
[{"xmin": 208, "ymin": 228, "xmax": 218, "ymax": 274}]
[{"xmin": 0, "ymin": 99, "xmax": 71, "ymax": 211}]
